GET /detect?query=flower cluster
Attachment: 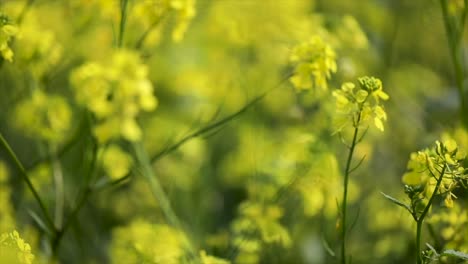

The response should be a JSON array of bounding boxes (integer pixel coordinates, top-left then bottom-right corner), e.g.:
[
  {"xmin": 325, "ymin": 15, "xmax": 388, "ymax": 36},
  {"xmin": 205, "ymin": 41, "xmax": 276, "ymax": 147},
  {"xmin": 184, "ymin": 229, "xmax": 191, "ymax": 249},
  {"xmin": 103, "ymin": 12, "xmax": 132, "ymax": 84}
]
[
  {"xmin": 0, "ymin": 14, "xmax": 18, "ymax": 62},
  {"xmin": 111, "ymin": 219, "xmax": 186, "ymax": 263},
  {"xmin": 110, "ymin": 219, "xmax": 229, "ymax": 264},
  {"xmin": 289, "ymin": 36, "xmax": 337, "ymax": 92},
  {"xmin": 332, "ymin": 76, "xmax": 389, "ymax": 132},
  {"xmin": 71, "ymin": 49, "xmax": 158, "ymax": 143},
  {"xmin": 429, "ymin": 204, "xmax": 468, "ymax": 251},
  {"xmin": 402, "ymin": 139, "xmax": 467, "ymax": 211},
  {"xmin": 231, "ymin": 201, "xmax": 291, "ymax": 264},
  {"xmin": 14, "ymin": 16, "xmax": 62, "ymax": 79},
  {"xmin": 0, "ymin": 230, "xmax": 34, "ymax": 264},
  {"xmin": 13, "ymin": 90, "xmax": 72, "ymax": 145},
  {"xmin": 133, "ymin": 0, "xmax": 196, "ymax": 43}
]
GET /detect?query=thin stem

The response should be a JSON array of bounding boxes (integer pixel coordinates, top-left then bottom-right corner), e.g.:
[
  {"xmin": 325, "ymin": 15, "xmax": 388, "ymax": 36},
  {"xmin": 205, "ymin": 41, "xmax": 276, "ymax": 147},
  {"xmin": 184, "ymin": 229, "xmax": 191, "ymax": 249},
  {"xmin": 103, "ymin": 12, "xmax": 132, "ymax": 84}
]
[
  {"xmin": 134, "ymin": 14, "xmax": 166, "ymax": 50},
  {"xmin": 415, "ymin": 164, "xmax": 447, "ymax": 264},
  {"xmin": 150, "ymin": 74, "xmax": 292, "ymax": 163},
  {"xmin": 0, "ymin": 133, "xmax": 55, "ymax": 231},
  {"xmin": 52, "ymin": 153, "xmax": 64, "ymax": 230},
  {"xmin": 117, "ymin": 0, "xmax": 129, "ymax": 48},
  {"xmin": 133, "ymin": 142, "xmax": 197, "ymax": 260},
  {"xmin": 439, "ymin": 0, "xmax": 468, "ymax": 127},
  {"xmin": 52, "ymin": 139, "xmax": 98, "ymax": 254},
  {"xmin": 340, "ymin": 114, "xmax": 361, "ymax": 264}
]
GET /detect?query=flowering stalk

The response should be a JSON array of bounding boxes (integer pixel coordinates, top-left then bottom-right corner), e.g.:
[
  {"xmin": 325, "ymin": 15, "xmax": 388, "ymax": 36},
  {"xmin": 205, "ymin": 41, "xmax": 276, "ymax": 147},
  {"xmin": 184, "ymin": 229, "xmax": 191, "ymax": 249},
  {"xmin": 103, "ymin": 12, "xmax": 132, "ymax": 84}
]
[
  {"xmin": 340, "ymin": 114, "xmax": 360, "ymax": 264},
  {"xmin": 415, "ymin": 164, "xmax": 446, "ymax": 264},
  {"xmin": 332, "ymin": 77, "xmax": 389, "ymax": 264},
  {"xmin": 383, "ymin": 139, "xmax": 467, "ymax": 264},
  {"xmin": 133, "ymin": 142, "xmax": 198, "ymax": 260}
]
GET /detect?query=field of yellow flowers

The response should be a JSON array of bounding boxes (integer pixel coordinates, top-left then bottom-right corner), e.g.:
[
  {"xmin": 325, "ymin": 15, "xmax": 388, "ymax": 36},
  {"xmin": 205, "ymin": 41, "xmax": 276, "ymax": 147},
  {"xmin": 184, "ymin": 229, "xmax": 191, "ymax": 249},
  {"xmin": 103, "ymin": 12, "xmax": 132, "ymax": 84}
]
[{"xmin": 1, "ymin": 0, "xmax": 468, "ymax": 263}]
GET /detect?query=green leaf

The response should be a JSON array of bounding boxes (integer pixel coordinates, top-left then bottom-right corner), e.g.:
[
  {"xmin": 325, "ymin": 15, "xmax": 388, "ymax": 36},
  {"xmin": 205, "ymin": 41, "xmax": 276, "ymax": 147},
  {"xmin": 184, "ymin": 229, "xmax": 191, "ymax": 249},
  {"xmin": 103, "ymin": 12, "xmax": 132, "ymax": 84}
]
[
  {"xmin": 442, "ymin": 249, "xmax": 468, "ymax": 260},
  {"xmin": 380, "ymin": 192, "xmax": 412, "ymax": 214}
]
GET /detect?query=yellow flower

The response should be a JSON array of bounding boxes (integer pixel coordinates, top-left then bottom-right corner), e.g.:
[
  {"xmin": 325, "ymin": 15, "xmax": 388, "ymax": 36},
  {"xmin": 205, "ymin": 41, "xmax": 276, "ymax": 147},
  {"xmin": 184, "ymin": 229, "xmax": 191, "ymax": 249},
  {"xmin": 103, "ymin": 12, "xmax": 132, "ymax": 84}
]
[
  {"xmin": 333, "ymin": 76, "xmax": 389, "ymax": 132},
  {"xmin": 71, "ymin": 49, "xmax": 158, "ymax": 143},
  {"xmin": 0, "ymin": 230, "xmax": 35, "ymax": 264},
  {"xmin": 13, "ymin": 90, "xmax": 72, "ymax": 144},
  {"xmin": 0, "ymin": 14, "xmax": 18, "ymax": 62},
  {"xmin": 101, "ymin": 145, "xmax": 133, "ymax": 180},
  {"xmin": 289, "ymin": 36, "xmax": 337, "ymax": 92}
]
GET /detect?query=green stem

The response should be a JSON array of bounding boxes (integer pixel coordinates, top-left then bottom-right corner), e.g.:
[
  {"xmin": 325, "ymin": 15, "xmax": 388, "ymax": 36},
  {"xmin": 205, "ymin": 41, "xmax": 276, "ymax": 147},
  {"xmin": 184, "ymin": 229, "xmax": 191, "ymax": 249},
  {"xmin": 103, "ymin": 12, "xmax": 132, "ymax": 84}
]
[
  {"xmin": 52, "ymin": 153, "xmax": 64, "ymax": 230},
  {"xmin": 340, "ymin": 115, "xmax": 361, "ymax": 264},
  {"xmin": 439, "ymin": 0, "xmax": 468, "ymax": 127},
  {"xmin": 117, "ymin": 0, "xmax": 129, "ymax": 48},
  {"xmin": 52, "ymin": 139, "xmax": 98, "ymax": 255},
  {"xmin": 0, "ymin": 133, "xmax": 55, "ymax": 231},
  {"xmin": 133, "ymin": 142, "xmax": 197, "ymax": 260},
  {"xmin": 415, "ymin": 164, "xmax": 447, "ymax": 264}
]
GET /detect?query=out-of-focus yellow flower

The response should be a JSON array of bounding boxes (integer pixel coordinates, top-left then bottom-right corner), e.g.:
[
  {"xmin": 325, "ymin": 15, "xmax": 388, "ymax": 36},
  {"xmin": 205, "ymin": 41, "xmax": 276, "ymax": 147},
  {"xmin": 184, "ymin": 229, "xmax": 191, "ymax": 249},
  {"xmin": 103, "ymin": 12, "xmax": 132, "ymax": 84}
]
[
  {"xmin": 110, "ymin": 219, "xmax": 186, "ymax": 263},
  {"xmin": 132, "ymin": 0, "xmax": 196, "ymax": 43},
  {"xmin": 289, "ymin": 36, "xmax": 337, "ymax": 92},
  {"xmin": 0, "ymin": 230, "xmax": 35, "ymax": 264},
  {"xmin": 71, "ymin": 49, "xmax": 158, "ymax": 143},
  {"xmin": 101, "ymin": 145, "xmax": 133, "ymax": 180},
  {"xmin": 230, "ymin": 201, "xmax": 291, "ymax": 264},
  {"xmin": 0, "ymin": 14, "xmax": 18, "ymax": 62},
  {"xmin": 13, "ymin": 90, "xmax": 72, "ymax": 144},
  {"xmin": 14, "ymin": 15, "xmax": 62, "ymax": 79}
]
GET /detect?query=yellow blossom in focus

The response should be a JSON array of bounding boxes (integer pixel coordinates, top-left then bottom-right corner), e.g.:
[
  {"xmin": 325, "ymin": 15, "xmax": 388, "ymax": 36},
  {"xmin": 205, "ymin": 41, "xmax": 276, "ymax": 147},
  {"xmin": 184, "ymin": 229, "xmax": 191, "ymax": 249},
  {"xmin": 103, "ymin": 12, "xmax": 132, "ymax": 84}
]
[{"xmin": 332, "ymin": 76, "xmax": 389, "ymax": 132}]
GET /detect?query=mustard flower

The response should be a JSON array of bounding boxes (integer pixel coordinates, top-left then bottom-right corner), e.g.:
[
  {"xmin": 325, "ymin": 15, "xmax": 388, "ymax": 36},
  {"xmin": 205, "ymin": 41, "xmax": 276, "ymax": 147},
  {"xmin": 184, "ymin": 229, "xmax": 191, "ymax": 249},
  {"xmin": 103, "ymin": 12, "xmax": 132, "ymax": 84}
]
[
  {"xmin": 332, "ymin": 76, "xmax": 389, "ymax": 132},
  {"xmin": 402, "ymin": 139, "xmax": 467, "ymax": 210},
  {"xmin": 13, "ymin": 90, "xmax": 72, "ymax": 144},
  {"xmin": 101, "ymin": 144, "xmax": 133, "ymax": 180},
  {"xmin": 0, "ymin": 14, "xmax": 18, "ymax": 62},
  {"xmin": 132, "ymin": 0, "xmax": 196, "ymax": 43},
  {"xmin": 0, "ymin": 230, "xmax": 35, "ymax": 264},
  {"xmin": 289, "ymin": 36, "xmax": 337, "ymax": 92},
  {"xmin": 71, "ymin": 49, "xmax": 158, "ymax": 143},
  {"xmin": 110, "ymin": 219, "xmax": 186, "ymax": 263}
]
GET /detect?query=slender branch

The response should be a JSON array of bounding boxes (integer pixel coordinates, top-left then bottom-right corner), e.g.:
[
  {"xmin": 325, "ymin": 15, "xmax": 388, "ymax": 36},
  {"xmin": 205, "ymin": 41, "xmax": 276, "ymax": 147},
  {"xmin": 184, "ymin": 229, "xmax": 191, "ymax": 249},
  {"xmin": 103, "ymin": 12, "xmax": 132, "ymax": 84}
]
[
  {"xmin": 340, "ymin": 112, "xmax": 362, "ymax": 264},
  {"xmin": 117, "ymin": 0, "xmax": 129, "ymax": 48},
  {"xmin": 0, "ymin": 133, "xmax": 55, "ymax": 231},
  {"xmin": 133, "ymin": 142, "xmax": 198, "ymax": 260},
  {"xmin": 52, "ymin": 154, "xmax": 64, "ymax": 230},
  {"xmin": 135, "ymin": 14, "xmax": 167, "ymax": 49},
  {"xmin": 16, "ymin": 0, "xmax": 35, "ymax": 24},
  {"xmin": 415, "ymin": 163, "xmax": 447, "ymax": 264},
  {"xmin": 150, "ymin": 74, "xmax": 291, "ymax": 163},
  {"xmin": 440, "ymin": 0, "xmax": 468, "ymax": 127},
  {"xmin": 52, "ymin": 139, "xmax": 98, "ymax": 253}
]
